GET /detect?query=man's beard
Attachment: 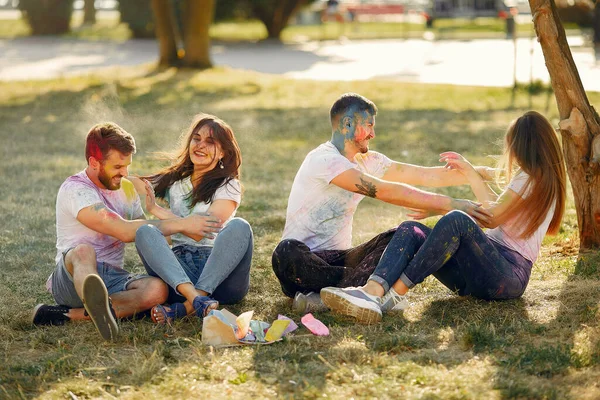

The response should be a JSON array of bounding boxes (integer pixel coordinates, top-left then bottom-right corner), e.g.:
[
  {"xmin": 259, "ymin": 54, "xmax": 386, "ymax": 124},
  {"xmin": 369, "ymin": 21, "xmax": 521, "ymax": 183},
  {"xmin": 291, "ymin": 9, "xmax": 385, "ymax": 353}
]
[
  {"xmin": 98, "ymin": 167, "xmax": 121, "ymax": 190},
  {"xmin": 356, "ymin": 140, "xmax": 369, "ymax": 154}
]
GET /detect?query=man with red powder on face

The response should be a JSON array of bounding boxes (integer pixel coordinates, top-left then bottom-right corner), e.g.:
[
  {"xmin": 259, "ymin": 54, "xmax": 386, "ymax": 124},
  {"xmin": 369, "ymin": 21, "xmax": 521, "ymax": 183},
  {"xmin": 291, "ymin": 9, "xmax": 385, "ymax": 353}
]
[
  {"xmin": 272, "ymin": 92, "xmax": 493, "ymax": 315},
  {"xmin": 32, "ymin": 123, "xmax": 222, "ymax": 340}
]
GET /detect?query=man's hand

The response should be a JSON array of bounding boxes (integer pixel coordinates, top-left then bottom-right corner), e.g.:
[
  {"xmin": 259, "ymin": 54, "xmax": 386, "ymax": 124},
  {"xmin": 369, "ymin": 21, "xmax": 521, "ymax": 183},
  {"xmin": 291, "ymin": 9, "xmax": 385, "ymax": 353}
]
[
  {"xmin": 183, "ymin": 213, "xmax": 223, "ymax": 240},
  {"xmin": 451, "ymin": 199, "xmax": 493, "ymax": 225}
]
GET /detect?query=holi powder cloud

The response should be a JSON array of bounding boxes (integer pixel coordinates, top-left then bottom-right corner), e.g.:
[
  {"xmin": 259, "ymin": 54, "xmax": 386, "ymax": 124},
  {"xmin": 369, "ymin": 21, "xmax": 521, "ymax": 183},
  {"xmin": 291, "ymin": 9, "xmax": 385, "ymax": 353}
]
[
  {"xmin": 78, "ymin": 81, "xmax": 177, "ymax": 173},
  {"xmin": 80, "ymin": 81, "xmax": 127, "ymax": 142}
]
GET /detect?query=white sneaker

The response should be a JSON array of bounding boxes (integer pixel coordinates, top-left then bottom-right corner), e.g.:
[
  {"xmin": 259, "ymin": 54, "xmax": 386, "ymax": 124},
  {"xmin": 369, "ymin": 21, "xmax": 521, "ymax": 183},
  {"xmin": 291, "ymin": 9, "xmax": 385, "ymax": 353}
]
[
  {"xmin": 292, "ymin": 291, "xmax": 328, "ymax": 313},
  {"xmin": 380, "ymin": 288, "xmax": 409, "ymax": 313},
  {"xmin": 320, "ymin": 286, "xmax": 382, "ymax": 324}
]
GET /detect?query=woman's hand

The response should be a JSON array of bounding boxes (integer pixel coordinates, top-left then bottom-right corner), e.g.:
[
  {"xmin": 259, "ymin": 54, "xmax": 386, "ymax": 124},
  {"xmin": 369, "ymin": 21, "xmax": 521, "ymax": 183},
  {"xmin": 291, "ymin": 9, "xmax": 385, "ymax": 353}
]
[
  {"xmin": 439, "ymin": 152, "xmax": 477, "ymax": 177},
  {"xmin": 143, "ymin": 179, "xmax": 157, "ymax": 214},
  {"xmin": 184, "ymin": 213, "xmax": 223, "ymax": 240}
]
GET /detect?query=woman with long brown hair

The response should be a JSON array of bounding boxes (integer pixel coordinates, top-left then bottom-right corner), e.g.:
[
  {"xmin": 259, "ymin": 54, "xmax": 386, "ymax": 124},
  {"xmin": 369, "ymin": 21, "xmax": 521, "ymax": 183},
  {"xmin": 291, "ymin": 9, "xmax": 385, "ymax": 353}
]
[
  {"xmin": 133, "ymin": 114, "xmax": 253, "ymax": 324},
  {"xmin": 321, "ymin": 111, "xmax": 567, "ymax": 324}
]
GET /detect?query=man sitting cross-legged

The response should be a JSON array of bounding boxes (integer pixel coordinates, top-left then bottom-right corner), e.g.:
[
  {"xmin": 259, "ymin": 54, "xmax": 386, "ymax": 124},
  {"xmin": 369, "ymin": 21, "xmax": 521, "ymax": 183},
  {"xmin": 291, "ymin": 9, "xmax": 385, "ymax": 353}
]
[
  {"xmin": 32, "ymin": 123, "xmax": 223, "ymax": 340},
  {"xmin": 272, "ymin": 92, "xmax": 493, "ymax": 320}
]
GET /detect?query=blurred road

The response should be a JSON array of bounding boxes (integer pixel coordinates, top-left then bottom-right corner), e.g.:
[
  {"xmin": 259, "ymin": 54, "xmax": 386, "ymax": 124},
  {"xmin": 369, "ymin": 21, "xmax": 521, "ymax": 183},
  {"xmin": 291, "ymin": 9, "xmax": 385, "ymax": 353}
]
[{"xmin": 0, "ymin": 35, "xmax": 599, "ymax": 91}]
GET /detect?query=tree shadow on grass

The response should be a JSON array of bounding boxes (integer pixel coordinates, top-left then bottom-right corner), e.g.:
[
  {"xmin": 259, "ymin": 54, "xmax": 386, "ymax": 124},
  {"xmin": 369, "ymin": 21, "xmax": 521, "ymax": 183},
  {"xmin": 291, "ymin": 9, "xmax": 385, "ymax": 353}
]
[
  {"xmin": 348, "ymin": 268, "xmax": 600, "ymax": 400},
  {"xmin": 362, "ymin": 293, "xmax": 573, "ymax": 398}
]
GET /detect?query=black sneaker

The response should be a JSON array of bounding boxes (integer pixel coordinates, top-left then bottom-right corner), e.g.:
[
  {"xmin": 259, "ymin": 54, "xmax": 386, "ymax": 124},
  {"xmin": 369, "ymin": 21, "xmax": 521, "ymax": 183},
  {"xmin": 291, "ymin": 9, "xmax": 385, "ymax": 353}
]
[
  {"xmin": 32, "ymin": 304, "xmax": 71, "ymax": 326},
  {"xmin": 82, "ymin": 274, "xmax": 119, "ymax": 341}
]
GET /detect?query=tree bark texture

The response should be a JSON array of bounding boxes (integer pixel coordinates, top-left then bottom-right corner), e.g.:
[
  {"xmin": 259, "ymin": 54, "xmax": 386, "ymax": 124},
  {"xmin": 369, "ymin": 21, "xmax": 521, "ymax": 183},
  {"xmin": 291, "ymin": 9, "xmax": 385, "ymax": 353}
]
[
  {"xmin": 529, "ymin": 0, "xmax": 600, "ymax": 250},
  {"xmin": 84, "ymin": 0, "xmax": 96, "ymax": 24},
  {"xmin": 151, "ymin": 0, "xmax": 179, "ymax": 66},
  {"xmin": 182, "ymin": 0, "xmax": 214, "ymax": 68}
]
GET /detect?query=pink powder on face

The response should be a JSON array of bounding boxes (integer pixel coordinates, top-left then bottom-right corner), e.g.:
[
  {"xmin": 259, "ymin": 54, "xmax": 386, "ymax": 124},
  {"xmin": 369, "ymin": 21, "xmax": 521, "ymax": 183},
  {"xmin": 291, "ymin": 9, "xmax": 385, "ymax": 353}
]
[{"xmin": 354, "ymin": 128, "xmax": 368, "ymax": 142}]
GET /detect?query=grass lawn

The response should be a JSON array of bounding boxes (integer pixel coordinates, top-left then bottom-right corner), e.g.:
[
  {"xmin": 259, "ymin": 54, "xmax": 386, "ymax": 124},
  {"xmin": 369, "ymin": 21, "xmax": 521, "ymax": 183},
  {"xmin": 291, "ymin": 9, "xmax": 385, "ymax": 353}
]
[
  {"xmin": 1, "ymin": 66, "xmax": 600, "ymax": 399},
  {"xmin": 0, "ymin": 12, "xmax": 574, "ymax": 42}
]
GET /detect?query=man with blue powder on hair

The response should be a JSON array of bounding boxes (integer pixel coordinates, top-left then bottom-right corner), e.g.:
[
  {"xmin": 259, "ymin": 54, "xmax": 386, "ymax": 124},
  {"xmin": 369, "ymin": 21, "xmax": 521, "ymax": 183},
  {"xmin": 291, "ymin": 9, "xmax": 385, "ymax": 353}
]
[{"xmin": 272, "ymin": 92, "xmax": 493, "ymax": 315}]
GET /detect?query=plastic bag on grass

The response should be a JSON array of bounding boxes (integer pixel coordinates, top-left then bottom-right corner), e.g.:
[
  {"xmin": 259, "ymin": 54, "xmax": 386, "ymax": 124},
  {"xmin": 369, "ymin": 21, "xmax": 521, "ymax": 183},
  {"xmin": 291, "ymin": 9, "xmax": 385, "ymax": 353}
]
[{"xmin": 202, "ymin": 309, "xmax": 296, "ymax": 347}]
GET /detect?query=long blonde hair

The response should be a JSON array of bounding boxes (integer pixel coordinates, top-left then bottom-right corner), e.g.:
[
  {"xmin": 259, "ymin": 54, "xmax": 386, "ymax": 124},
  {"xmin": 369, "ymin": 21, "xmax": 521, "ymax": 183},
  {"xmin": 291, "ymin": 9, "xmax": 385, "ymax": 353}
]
[{"xmin": 496, "ymin": 111, "xmax": 566, "ymax": 238}]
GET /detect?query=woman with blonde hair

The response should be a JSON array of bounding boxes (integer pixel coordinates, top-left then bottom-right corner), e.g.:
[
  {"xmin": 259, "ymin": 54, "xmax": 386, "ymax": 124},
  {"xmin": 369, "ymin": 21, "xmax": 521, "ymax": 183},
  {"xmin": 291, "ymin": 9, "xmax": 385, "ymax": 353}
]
[
  {"xmin": 133, "ymin": 114, "xmax": 253, "ymax": 324},
  {"xmin": 322, "ymin": 111, "xmax": 567, "ymax": 324}
]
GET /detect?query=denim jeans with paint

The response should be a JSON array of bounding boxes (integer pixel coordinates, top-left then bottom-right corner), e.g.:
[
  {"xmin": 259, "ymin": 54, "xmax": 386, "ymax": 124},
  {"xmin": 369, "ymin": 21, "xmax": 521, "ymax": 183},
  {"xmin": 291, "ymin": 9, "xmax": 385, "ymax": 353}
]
[
  {"xmin": 369, "ymin": 211, "xmax": 533, "ymax": 300},
  {"xmin": 272, "ymin": 227, "xmax": 400, "ymax": 298},
  {"xmin": 135, "ymin": 218, "xmax": 253, "ymax": 304}
]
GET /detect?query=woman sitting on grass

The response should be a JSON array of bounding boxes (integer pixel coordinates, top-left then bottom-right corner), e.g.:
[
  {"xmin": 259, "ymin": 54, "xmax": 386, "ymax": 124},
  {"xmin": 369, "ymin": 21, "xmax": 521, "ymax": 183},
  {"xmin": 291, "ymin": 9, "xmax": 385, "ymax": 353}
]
[
  {"xmin": 321, "ymin": 111, "xmax": 566, "ymax": 324},
  {"xmin": 132, "ymin": 114, "xmax": 253, "ymax": 324}
]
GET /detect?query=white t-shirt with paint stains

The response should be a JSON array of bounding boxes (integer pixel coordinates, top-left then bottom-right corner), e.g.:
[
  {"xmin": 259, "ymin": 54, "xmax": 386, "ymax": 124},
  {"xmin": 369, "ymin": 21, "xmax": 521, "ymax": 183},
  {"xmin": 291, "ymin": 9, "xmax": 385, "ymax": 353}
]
[
  {"xmin": 167, "ymin": 177, "xmax": 241, "ymax": 248},
  {"xmin": 54, "ymin": 170, "xmax": 144, "ymax": 267},
  {"xmin": 486, "ymin": 171, "xmax": 556, "ymax": 263},
  {"xmin": 282, "ymin": 141, "xmax": 392, "ymax": 251}
]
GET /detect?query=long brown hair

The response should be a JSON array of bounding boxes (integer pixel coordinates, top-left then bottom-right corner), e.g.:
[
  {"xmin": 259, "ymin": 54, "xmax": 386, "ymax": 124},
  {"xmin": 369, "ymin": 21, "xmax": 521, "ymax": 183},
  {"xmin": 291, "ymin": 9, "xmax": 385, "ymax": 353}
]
[
  {"xmin": 496, "ymin": 111, "xmax": 566, "ymax": 238},
  {"xmin": 146, "ymin": 114, "xmax": 242, "ymax": 206}
]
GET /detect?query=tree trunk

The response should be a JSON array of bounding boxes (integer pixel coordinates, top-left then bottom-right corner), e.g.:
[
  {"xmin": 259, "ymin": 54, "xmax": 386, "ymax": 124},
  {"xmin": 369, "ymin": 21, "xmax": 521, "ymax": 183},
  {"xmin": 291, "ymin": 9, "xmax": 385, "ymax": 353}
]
[
  {"xmin": 182, "ymin": 0, "xmax": 214, "ymax": 68},
  {"xmin": 83, "ymin": 0, "xmax": 96, "ymax": 24},
  {"xmin": 19, "ymin": 0, "xmax": 73, "ymax": 35},
  {"xmin": 251, "ymin": 0, "xmax": 309, "ymax": 40},
  {"xmin": 594, "ymin": 2, "xmax": 600, "ymax": 48},
  {"xmin": 151, "ymin": 0, "xmax": 179, "ymax": 66},
  {"xmin": 528, "ymin": 0, "xmax": 600, "ymax": 251}
]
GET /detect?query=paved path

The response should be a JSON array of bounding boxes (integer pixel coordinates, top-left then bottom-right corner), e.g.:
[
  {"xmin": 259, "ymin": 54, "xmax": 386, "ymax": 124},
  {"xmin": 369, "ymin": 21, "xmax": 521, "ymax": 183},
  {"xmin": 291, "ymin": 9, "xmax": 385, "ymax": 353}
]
[{"xmin": 1, "ymin": 35, "xmax": 599, "ymax": 91}]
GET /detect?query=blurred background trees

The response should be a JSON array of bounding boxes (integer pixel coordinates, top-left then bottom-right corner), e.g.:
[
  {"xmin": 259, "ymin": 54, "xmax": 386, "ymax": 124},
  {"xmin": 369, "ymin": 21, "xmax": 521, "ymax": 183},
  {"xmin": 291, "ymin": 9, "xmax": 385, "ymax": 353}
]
[
  {"xmin": 243, "ymin": 0, "xmax": 316, "ymax": 40},
  {"xmin": 15, "ymin": 0, "xmax": 315, "ymax": 41},
  {"xmin": 594, "ymin": 0, "xmax": 600, "ymax": 53},
  {"xmin": 120, "ymin": 0, "xmax": 155, "ymax": 38},
  {"xmin": 555, "ymin": 0, "xmax": 595, "ymax": 26},
  {"xmin": 151, "ymin": 0, "xmax": 214, "ymax": 68},
  {"xmin": 83, "ymin": 0, "xmax": 95, "ymax": 24},
  {"xmin": 18, "ymin": 0, "xmax": 73, "ymax": 35}
]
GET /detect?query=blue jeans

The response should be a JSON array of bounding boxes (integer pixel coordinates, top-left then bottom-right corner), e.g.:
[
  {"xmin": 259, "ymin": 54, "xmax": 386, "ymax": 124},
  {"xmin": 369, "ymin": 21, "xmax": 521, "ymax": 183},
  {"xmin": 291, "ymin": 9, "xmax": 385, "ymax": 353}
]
[
  {"xmin": 135, "ymin": 218, "xmax": 253, "ymax": 304},
  {"xmin": 369, "ymin": 211, "xmax": 533, "ymax": 300}
]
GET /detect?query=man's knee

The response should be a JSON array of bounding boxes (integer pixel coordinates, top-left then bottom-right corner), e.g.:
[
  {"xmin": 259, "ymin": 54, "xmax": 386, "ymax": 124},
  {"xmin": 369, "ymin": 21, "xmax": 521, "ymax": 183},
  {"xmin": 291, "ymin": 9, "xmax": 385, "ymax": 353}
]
[
  {"xmin": 272, "ymin": 239, "xmax": 311, "ymax": 298},
  {"xmin": 273, "ymin": 239, "xmax": 306, "ymax": 257},
  {"xmin": 131, "ymin": 277, "xmax": 168, "ymax": 308},
  {"xmin": 64, "ymin": 244, "xmax": 96, "ymax": 275},
  {"xmin": 272, "ymin": 239, "xmax": 306, "ymax": 271}
]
